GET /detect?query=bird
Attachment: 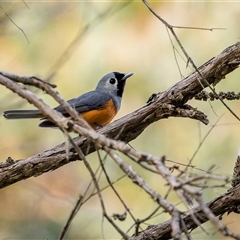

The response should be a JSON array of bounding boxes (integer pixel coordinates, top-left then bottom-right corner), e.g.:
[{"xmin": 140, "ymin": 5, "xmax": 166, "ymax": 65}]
[{"xmin": 3, "ymin": 71, "xmax": 134, "ymax": 129}]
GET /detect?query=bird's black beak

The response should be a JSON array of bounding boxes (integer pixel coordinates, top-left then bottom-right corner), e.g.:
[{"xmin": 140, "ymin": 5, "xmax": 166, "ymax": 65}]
[{"xmin": 122, "ymin": 72, "xmax": 134, "ymax": 81}]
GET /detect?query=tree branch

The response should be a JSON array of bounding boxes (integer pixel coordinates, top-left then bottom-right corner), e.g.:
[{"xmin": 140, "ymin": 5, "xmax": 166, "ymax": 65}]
[
  {"xmin": 130, "ymin": 183, "xmax": 240, "ymax": 240},
  {"xmin": 0, "ymin": 41, "xmax": 240, "ymax": 189}
]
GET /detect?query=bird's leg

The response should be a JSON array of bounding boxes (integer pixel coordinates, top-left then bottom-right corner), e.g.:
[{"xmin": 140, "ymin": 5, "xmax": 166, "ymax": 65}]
[{"xmin": 94, "ymin": 122, "xmax": 103, "ymax": 130}]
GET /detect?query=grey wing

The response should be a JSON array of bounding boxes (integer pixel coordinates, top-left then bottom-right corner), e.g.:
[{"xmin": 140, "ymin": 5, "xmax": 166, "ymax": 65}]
[{"xmin": 53, "ymin": 91, "xmax": 112, "ymax": 116}]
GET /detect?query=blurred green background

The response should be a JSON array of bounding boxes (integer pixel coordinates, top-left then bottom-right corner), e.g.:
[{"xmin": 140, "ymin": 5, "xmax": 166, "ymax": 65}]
[{"xmin": 0, "ymin": 1, "xmax": 240, "ymax": 239}]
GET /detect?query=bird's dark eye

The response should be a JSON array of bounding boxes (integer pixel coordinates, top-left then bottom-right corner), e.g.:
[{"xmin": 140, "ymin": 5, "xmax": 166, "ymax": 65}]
[{"xmin": 109, "ymin": 78, "xmax": 116, "ymax": 84}]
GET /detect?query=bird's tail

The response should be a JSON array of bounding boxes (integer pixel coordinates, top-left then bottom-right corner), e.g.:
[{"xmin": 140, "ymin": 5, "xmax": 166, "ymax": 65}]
[{"xmin": 3, "ymin": 110, "xmax": 43, "ymax": 119}]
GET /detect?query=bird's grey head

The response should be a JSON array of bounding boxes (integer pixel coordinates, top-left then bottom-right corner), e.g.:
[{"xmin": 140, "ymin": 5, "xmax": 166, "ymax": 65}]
[{"xmin": 96, "ymin": 72, "xmax": 134, "ymax": 97}]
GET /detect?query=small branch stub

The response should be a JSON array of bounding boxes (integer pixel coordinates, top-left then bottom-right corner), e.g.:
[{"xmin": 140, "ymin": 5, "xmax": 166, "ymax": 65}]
[{"xmin": 232, "ymin": 155, "xmax": 240, "ymax": 187}]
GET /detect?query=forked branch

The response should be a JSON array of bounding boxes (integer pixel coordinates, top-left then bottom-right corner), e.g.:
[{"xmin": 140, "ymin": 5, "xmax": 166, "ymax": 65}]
[{"xmin": 0, "ymin": 41, "xmax": 240, "ymax": 189}]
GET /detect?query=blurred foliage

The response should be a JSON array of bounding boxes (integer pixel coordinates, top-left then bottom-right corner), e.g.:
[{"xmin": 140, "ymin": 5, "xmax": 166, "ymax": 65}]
[{"xmin": 0, "ymin": 1, "xmax": 240, "ymax": 239}]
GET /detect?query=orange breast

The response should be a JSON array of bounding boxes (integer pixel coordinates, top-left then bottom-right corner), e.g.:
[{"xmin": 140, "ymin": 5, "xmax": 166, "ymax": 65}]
[{"xmin": 81, "ymin": 99, "xmax": 118, "ymax": 129}]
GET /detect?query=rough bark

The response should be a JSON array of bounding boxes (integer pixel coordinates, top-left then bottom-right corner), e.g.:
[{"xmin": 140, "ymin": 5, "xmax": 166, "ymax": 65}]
[
  {"xmin": 0, "ymin": 41, "xmax": 240, "ymax": 189},
  {"xmin": 131, "ymin": 184, "xmax": 240, "ymax": 240}
]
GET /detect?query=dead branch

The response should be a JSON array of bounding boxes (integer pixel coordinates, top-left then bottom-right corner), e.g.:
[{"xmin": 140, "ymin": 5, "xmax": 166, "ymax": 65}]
[
  {"xmin": 195, "ymin": 91, "xmax": 240, "ymax": 101},
  {"xmin": 0, "ymin": 41, "xmax": 240, "ymax": 189},
  {"xmin": 130, "ymin": 183, "xmax": 240, "ymax": 240},
  {"xmin": 0, "ymin": 42, "xmax": 240, "ymax": 188}
]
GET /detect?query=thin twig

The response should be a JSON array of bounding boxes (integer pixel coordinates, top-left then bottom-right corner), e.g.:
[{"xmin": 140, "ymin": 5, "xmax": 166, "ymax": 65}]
[
  {"xmin": 46, "ymin": 1, "xmax": 132, "ymax": 81},
  {"xmin": 69, "ymin": 137, "xmax": 130, "ymax": 240},
  {"xmin": 58, "ymin": 196, "xmax": 84, "ymax": 240},
  {"xmin": 97, "ymin": 149, "xmax": 140, "ymax": 224},
  {"xmin": 182, "ymin": 117, "xmax": 222, "ymax": 176},
  {"xmin": 142, "ymin": 0, "xmax": 240, "ymax": 122},
  {"xmin": 0, "ymin": 5, "xmax": 29, "ymax": 43}
]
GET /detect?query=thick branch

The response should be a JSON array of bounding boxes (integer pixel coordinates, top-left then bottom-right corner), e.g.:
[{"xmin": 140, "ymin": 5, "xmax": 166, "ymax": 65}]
[
  {"xmin": 0, "ymin": 42, "xmax": 240, "ymax": 189},
  {"xmin": 130, "ymin": 184, "xmax": 240, "ymax": 240}
]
